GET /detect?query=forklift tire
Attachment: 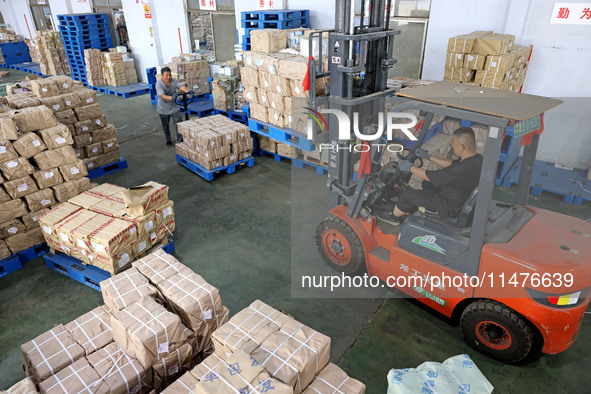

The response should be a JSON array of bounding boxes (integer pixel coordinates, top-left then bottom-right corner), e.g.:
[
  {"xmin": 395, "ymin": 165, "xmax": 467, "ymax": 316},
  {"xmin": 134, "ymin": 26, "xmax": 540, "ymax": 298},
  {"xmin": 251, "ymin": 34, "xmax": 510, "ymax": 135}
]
[
  {"xmin": 316, "ymin": 216, "xmax": 366, "ymax": 275},
  {"xmin": 460, "ymin": 300, "xmax": 534, "ymax": 364}
]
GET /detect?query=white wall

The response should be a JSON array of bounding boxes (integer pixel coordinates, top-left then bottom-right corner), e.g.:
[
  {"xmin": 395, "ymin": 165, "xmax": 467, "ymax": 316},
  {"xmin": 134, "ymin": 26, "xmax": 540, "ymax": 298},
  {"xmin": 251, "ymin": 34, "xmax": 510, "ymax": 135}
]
[
  {"xmin": 48, "ymin": 0, "xmax": 71, "ymax": 30},
  {"xmin": 422, "ymin": 0, "xmax": 591, "ymax": 168},
  {"xmin": 0, "ymin": 0, "xmax": 36, "ymax": 39},
  {"xmin": 70, "ymin": 0, "xmax": 92, "ymax": 14},
  {"xmin": 151, "ymin": 0, "xmax": 192, "ymax": 63}
]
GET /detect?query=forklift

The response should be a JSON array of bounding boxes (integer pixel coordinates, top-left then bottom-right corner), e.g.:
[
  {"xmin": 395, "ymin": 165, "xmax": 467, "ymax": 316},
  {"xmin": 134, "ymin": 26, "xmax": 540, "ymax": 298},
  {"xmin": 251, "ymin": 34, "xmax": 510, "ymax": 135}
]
[{"xmin": 307, "ymin": 0, "xmax": 591, "ymax": 363}]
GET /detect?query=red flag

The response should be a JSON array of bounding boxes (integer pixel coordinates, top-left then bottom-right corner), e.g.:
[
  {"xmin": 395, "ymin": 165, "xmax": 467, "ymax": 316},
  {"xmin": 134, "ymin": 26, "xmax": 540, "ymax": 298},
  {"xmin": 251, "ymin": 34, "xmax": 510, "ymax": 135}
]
[
  {"xmin": 358, "ymin": 141, "xmax": 372, "ymax": 176},
  {"xmin": 302, "ymin": 56, "xmax": 314, "ymax": 92}
]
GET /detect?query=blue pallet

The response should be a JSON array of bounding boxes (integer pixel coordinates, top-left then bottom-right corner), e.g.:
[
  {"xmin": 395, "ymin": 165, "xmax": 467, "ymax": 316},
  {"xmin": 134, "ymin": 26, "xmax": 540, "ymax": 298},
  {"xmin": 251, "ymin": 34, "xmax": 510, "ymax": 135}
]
[
  {"xmin": 186, "ymin": 97, "xmax": 215, "ymax": 116},
  {"xmin": 502, "ymin": 159, "xmax": 591, "ymax": 205},
  {"xmin": 241, "ymin": 9, "xmax": 309, "ymax": 21},
  {"xmin": 58, "ymin": 13, "xmax": 109, "ymax": 22},
  {"xmin": 242, "ymin": 35, "xmax": 251, "ymax": 44},
  {"xmin": 87, "ymin": 157, "xmax": 128, "ymax": 179},
  {"xmin": 242, "ymin": 18, "xmax": 310, "ymax": 30},
  {"xmin": 44, "ymin": 253, "xmax": 110, "ymax": 291},
  {"xmin": 7, "ymin": 62, "xmax": 45, "ymax": 76},
  {"xmin": 89, "ymin": 83, "xmax": 150, "ymax": 98},
  {"xmin": 293, "ymin": 158, "xmax": 328, "ymax": 175},
  {"xmin": 248, "ymin": 118, "xmax": 314, "ymax": 151},
  {"xmin": 146, "ymin": 67, "xmax": 157, "ymax": 84},
  {"xmin": 18, "ymin": 243, "xmax": 49, "ymax": 263},
  {"xmin": 44, "ymin": 238, "xmax": 175, "ymax": 291},
  {"xmin": 0, "ymin": 42, "xmax": 32, "ymax": 65},
  {"xmin": 176, "ymin": 154, "xmax": 255, "ymax": 181},
  {"xmin": 0, "ymin": 255, "xmax": 23, "ymax": 279},
  {"xmin": 213, "ymin": 108, "xmax": 248, "ymax": 124},
  {"xmin": 242, "ymin": 43, "xmax": 252, "ymax": 51}
]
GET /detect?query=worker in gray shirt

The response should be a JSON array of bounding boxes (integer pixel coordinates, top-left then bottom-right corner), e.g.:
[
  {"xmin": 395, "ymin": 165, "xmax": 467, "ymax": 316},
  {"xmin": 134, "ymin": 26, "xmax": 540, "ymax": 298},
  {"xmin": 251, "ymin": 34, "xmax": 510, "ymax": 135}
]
[{"xmin": 156, "ymin": 66, "xmax": 191, "ymax": 146}]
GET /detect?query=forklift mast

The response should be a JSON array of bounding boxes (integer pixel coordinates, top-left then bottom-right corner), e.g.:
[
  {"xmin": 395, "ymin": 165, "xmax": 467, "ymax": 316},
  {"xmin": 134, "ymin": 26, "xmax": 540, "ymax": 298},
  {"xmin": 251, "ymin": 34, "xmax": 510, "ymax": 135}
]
[{"xmin": 307, "ymin": 0, "xmax": 401, "ymax": 210}]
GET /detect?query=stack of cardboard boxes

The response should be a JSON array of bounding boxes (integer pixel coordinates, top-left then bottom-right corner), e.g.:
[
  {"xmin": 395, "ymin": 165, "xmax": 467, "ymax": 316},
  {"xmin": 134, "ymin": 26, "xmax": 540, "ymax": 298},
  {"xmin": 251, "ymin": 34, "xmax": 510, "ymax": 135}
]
[
  {"xmin": 83, "ymin": 48, "xmax": 105, "ymax": 87},
  {"xmin": 175, "ymin": 115, "xmax": 254, "ymax": 170},
  {"xmin": 211, "ymin": 62, "xmax": 247, "ymax": 112},
  {"xmin": 4, "ymin": 76, "xmax": 121, "ymax": 172},
  {"xmin": 19, "ymin": 249, "xmax": 231, "ymax": 393},
  {"xmin": 0, "ymin": 26, "xmax": 22, "ymax": 43},
  {"xmin": 29, "ymin": 30, "xmax": 71, "ymax": 77},
  {"xmin": 38, "ymin": 181, "xmax": 175, "ymax": 274},
  {"xmin": 0, "ymin": 80, "xmax": 95, "ymax": 259},
  {"xmin": 444, "ymin": 31, "xmax": 532, "ymax": 91},
  {"xmin": 166, "ymin": 54, "xmax": 211, "ymax": 95}
]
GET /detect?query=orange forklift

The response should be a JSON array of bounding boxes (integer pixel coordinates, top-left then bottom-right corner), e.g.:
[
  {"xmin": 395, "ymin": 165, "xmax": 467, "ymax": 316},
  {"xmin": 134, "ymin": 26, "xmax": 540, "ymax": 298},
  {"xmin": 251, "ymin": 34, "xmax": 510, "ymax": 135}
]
[{"xmin": 307, "ymin": 0, "xmax": 589, "ymax": 363}]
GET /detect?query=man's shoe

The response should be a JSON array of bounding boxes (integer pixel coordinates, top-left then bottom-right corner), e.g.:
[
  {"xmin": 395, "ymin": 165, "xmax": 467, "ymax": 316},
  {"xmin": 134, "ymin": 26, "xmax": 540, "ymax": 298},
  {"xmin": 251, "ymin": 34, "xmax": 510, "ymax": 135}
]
[
  {"xmin": 166, "ymin": 141, "xmax": 173, "ymax": 147},
  {"xmin": 375, "ymin": 210, "xmax": 404, "ymax": 226}
]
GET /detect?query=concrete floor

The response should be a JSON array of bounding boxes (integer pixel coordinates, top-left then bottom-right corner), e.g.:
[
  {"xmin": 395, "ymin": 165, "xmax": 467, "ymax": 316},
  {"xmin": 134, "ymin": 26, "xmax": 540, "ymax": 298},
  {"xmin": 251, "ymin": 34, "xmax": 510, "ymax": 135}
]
[{"xmin": 1, "ymin": 69, "xmax": 590, "ymax": 393}]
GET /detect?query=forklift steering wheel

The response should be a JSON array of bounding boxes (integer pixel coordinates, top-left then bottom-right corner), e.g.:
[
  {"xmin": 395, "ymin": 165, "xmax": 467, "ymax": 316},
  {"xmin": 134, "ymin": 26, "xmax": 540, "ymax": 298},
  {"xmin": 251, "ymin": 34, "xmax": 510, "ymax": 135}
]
[{"xmin": 398, "ymin": 153, "xmax": 424, "ymax": 168}]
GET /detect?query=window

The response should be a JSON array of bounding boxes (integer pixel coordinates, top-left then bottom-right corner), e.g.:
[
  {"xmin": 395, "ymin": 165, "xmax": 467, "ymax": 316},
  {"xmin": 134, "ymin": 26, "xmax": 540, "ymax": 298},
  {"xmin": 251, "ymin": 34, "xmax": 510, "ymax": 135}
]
[{"xmin": 29, "ymin": 0, "xmax": 54, "ymax": 31}]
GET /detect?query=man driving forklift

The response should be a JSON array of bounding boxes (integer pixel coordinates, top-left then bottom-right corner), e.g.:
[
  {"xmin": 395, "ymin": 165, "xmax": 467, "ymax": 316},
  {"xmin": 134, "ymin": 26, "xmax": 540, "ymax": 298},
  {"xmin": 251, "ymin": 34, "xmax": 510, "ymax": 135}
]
[{"xmin": 375, "ymin": 127, "xmax": 483, "ymax": 225}]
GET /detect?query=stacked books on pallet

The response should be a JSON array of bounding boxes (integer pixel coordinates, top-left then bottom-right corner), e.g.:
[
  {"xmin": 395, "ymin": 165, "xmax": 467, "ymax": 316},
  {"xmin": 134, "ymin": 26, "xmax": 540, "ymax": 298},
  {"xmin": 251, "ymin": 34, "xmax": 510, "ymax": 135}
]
[
  {"xmin": 38, "ymin": 181, "xmax": 174, "ymax": 274},
  {"xmin": 1, "ymin": 76, "xmax": 121, "ymax": 172},
  {"xmin": 26, "ymin": 30, "xmax": 71, "ymax": 76},
  {"xmin": 444, "ymin": 30, "xmax": 532, "ymax": 91},
  {"xmin": 241, "ymin": 9, "xmax": 310, "ymax": 51},
  {"xmin": 0, "ymin": 78, "xmax": 97, "ymax": 262},
  {"xmin": 57, "ymin": 13, "xmax": 113, "ymax": 85},
  {"xmin": 17, "ymin": 249, "xmax": 231, "ymax": 393}
]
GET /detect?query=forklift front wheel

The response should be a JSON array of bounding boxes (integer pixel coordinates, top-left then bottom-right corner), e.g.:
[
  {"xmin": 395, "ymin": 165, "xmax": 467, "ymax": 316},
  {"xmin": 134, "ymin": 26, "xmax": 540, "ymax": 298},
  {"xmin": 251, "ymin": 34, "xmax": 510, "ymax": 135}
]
[
  {"xmin": 316, "ymin": 216, "xmax": 366, "ymax": 275},
  {"xmin": 460, "ymin": 300, "xmax": 534, "ymax": 363}
]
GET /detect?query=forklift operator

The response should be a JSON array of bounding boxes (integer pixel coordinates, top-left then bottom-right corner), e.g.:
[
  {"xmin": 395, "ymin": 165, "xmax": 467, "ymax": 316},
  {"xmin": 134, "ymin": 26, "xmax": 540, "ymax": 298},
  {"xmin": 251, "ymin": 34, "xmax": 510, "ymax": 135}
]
[{"xmin": 376, "ymin": 127, "xmax": 483, "ymax": 226}]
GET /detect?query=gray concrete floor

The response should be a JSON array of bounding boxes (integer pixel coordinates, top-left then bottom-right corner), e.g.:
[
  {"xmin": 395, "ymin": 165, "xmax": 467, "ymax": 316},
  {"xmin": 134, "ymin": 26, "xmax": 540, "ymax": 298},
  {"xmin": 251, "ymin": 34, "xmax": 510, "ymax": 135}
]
[{"xmin": 0, "ymin": 69, "xmax": 590, "ymax": 393}]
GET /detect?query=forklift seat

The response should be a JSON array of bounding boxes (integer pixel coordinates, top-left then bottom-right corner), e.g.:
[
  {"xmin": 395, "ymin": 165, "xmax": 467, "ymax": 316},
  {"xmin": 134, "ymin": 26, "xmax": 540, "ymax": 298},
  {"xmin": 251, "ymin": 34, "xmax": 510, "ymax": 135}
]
[{"xmin": 423, "ymin": 187, "xmax": 479, "ymax": 228}]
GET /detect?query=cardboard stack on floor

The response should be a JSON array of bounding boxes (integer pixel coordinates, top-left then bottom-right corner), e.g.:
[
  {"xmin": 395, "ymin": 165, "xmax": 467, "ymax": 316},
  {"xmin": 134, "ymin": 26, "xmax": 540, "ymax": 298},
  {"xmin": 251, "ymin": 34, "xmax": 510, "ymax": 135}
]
[
  {"xmin": 4, "ymin": 75, "xmax": 121, "ymax": 172},
  {"xmin": 83, "ymin": 48, "xmax": 105, "ymax": 87},
  {"xmin": 0, "ymin": 25, "xmax": 22, "ymax": 43},
  {"xmin": 175, "ymin": 114, "xmax": 254, "ymax": 170},
  {"xmin": 28, "ymin": 30, "xmax": 71, "ymax": 77},
  {"xmin": 239, "ymin": 29, "xmax": 329, "ymax": 160},
  {"xmin": 444, "ymin": 31, "xmax": 532, "ymax": 91},
  {"xmin": 38, "ymin": 181, "xmax": 175, "ymax": 274},
  {"xmin": 165, "ymin": 54, "xmax": 211, "ymax": 95},
  {"xmin": 18, "ymin": 249, "xmax": 230, "ymax": 393},
  {"xmin": 0, "ymin": 78, "xmax": 95, "ymax": 260},
  {"xmin": 102, "ymin": 47, "xmax": 139, "ymax": 87}
]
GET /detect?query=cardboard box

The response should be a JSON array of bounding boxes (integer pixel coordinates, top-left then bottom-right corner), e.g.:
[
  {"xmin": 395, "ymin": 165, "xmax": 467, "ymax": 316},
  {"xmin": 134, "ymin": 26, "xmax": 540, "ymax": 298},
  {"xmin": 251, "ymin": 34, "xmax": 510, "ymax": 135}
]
[
  {"xmin": 0, "ymin": 118, "xmax": 18, "ymax": 140},
  {"xmin": 0, "ymin": 139, "xmax": 18, "ymax": 163},
  {"xmin": 13, "ymin": 132, "xmax": 48, "ymax": 159},
  {"xmin": 58, "ymin": 159, "xmax": 88, "ymax": 181},
  {"xmin": 37, "ymin": 202, "xmax": 82, "ymax": 239},
  {"xmin": 102, "ymin": 138, "xmax": 119, "ymax": 152},
  {"xmin": 463, "ymin": 53, "xmax": 487, "ymax": 70},
  {"xmin": 251, "ymin": 318, "xmax": 331, "ymax": 392},
  {"xmin": 88, "ymin": 183, "xmax": 126, "ymax": 198},
  {"xmin": 195, "ymin": 349, "xmax": 292, "ymax": 394},
  {"xmin": 39, "ymin": 95, "xmax": 65, "ymax": 113},
  {"xmin": 2, "ymin": 378, "xmax": 37, "ymax": 394},
  {"xmin": 152, "ymin": 341, "xmax": 194, "ymax": 390},
  {"xmin": 21, "ymin": 208, "xmax": 50, "ymax": 230},
  {"xmin": 302, "ymin": 363, "xmax": 366, "ymax": 394},
  {"xmin": 91, "ymin": 124, "xmax": 116, "ymax": 142},
  {"xmin": 243, "ymin": 85, "xmax": 258, "ymax": 104},
  {"xmin": 447, "ymin": 34, "xmax": 476, "ymax": 53},
  {"xmin": 484, "ymin": 53, "xmax": 516, "ymax": 72},
  {"xmin": 84, "ymin": 142, "xmax": 103, "ymax": 158},
  {"xmin": 4, "ymin": 175, "xmax": 38, "ymax": 199},
  {"xmin": 32, "ymin": 167, "xmax": 63, "ymax": 189},
  {"xmin": 39, "ymin": 124, "xmax": 73, "ymax": 150},
  {"xmin": 68, "ymin": 191, "xmax": 105, "ymax": 209},
  {"xmin": 59, "ymin": 92, "xmax": 81, "ymax": 110},
  {"xmin": 64, "ymin": 305, "xmax": 113, "ymax": 355},
  {"xmin": 52, "ymin": 177, "xmax": 91, "ymax": 203},
  {"xmin": 30, "ymin": 78, "xmax": 59, "ymax": 98},
  {"xmin": 268, "ymin": 108, "xmax": 288, "ymax": 128},
  {"xmin": 5, "ymin": 227, "xmax": 45, "ymax": 253},
  {"xmin": 473, "ymin": 35, "xmax": 513, "ymax": 55},
  {"xmin": 74, "ymin": 103, "xmax": 102, "ymax": 121},
  {"xmin": 21, "ymin": 324, "xmax": 85, "ymax": 382},
  {"xmin": 110, "ymin": 296, "xmax": 189, "ymax": 369},
  {"xmin": 121, "ymin": 181, "xmax": 168, "ymax": 217},
  {"xmin": 0, "ymin": 239, "xmax": 10, "ymax": 260},
  {"xmin": 38, "ymin": 357, "xmax": 108, "ymax": 394},
  {"xmin": 54, "ymin": 109, "xmax": 77, "ymax": 124},
  {"xmin": 101, "ymin": 267, "xmax": 160, "ymax": 313},
  {"xmin": 0, "ymin": 219, "xmax": 27, "ymax": 239},
  {"xmin": 212, "ymin": 300, "xmax": 291, "ymax": 359},
  {"xmin": 250, "ymin": 29, "xmax": 288, "ymax": 53},
  {"xmin": 132, "ymin": 249, "xmax": 191, "ymax": 286},
  {"xmin": 249, "ymin": 103, "xmax": 268, "ymax": 123},
  {"xmin": 444, "ymin": 67, "xmax": 475, "ymax": 83},
  {"xmin": 240, "ymin": 66, "xmax": 259, "ymax": 86},
  {"xmin": 201, "ymin": 145, "xmax": 231, "ymax": 161},
  {"xmin": 86, "ymin": 343, "xmax": 151, "ymax": 394},
  {"xmin": 47, "ymin": 75, "xmax": 74, "ymax": 93},
  {"xmin": 162, "ymin": 370, "xmax": 200, "ymax": 393},
  {"xmin": 0, "ymin": 156, "xmax": 35, "ymax": 180},
  {"xmin": 278, "ymin": 56, "xmax": 309, "ymax": 80},
  {"xmin": 33, "ymin": 146, "xmax": 77, "ymax": 171},
  {"xmin": 157, "ymin": 271, "xmax": 225, "ymax": 351},
  {"xmin": 10, "ymin": 105, "xmax": 58, "ymax": 133},
  {"xmin": 75, "ymin": 88, "xmax": 97, "ymax": 106},
  {"xmin": 89, "ymin": 218, "xmax": 137, "ymax": 271},
  {"xmin": 475, "ymin": 69, "xmax": 506, "ymax": 88},
  {"xmin": 23, "ymin": 188, "xmax": 55, "ymax": 212}
]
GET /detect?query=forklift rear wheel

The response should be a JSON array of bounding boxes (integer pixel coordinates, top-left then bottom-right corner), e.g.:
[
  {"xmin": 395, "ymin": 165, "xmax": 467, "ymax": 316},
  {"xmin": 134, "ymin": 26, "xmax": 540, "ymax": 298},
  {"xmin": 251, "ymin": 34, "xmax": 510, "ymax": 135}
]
[
  {"xmin": 460, "ymin": 300, "xmax": 534, "ymax": 363},
  {"xmin": 316, "ymin": 216, "xmax": 365, "ymax": 275}
]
